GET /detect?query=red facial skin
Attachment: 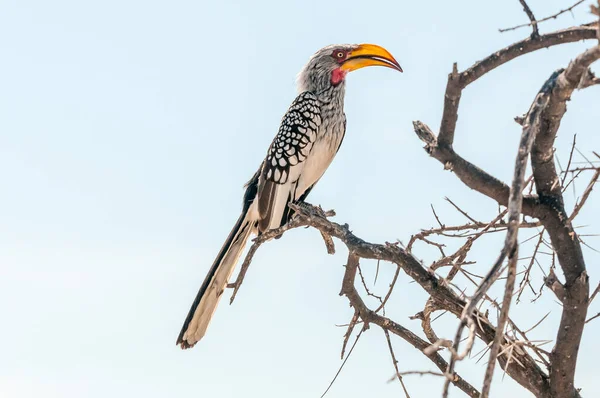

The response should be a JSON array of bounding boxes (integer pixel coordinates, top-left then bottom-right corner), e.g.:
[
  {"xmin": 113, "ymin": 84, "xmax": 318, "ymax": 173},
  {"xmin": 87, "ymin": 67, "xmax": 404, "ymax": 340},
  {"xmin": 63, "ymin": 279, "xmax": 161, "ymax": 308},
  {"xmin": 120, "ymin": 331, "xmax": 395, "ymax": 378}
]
[
  {"xmin": 330, "ymin": 49, "xmax": 350, "ymax": 86},
  {"xmin": 331, "ymin": 68, "xmax": 348, "ymax": 85}
]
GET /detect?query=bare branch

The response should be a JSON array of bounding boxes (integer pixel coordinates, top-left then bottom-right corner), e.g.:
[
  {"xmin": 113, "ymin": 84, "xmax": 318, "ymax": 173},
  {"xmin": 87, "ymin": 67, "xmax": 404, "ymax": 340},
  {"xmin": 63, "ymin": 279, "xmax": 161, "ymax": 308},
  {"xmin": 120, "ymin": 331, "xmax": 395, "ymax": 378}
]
[
  {"xmin": 391, "ymin": 370, "xmax": 445, "ymax": 378},
  {"xmin": 227, "ymin": 207, "xmax": 336, "ymax": 302},
  {"xmin": 561, "ymin": 135, "xmax": 577, "ymax": 186},
  {"xmin": 320, "ymin": 325, "xmax": 364, "ymax": 398},
  {"xmin": 528, "ymin": 45, "xmax": 600, "ymax": 397},
  {"xmin": 590, "ymin": 282, "xmax": 600, "ymax": 304},
  {"xmin": 517, "ymin": 0, "xmax": 540, "ymax": 38},
  {"xmin": 437, "ymin": 25, "xmax": 596, "ymax": 148},
  {"xmin": 431, "ymin": 204, "xmax": 444, "ymax": 228},
  {"xmin": 586, "ymin": 312, "xmax": 600, "ymax": 323},
  {"xmin": 516, "ymin": 230, "xmax": 545, "ymax": 303},
  {"xmin": 481, "ymin": 251, "xmax": 518, "ymax": 398},
  {"xmin": 340, "ymin": 311, "xmax": 359, "ymax": 359},
  {"xmin": 447, "ymin": 71, "xmax": 556, "ymax": 397},
  {"xmin": 339, "ymin": 253, "xmax": 480, "ymax": 397},
  {"xmin": 569, "ymin": 169, "xmax": 600, "ymax": 221},
  {"xmin": 413, "ymin": 120, "xmax": 542, "ymax": 218},
  {"xmin": 384, "ymin": 329, "xmax": 411, "ymax": 398},
  {"xmin": 272, "ymin": 204, "xmax": 550, "ymax": 396},
  {"xmin": 500, "ymin": 1, "xmax": 586, "ymax": 34},
  {"xmin": 445, "ymin": 197, "xmax": 481, "ymax": 224},
  {"xmin": 320, "ymin": 230, "xmax": 336, "ymax": 254}
]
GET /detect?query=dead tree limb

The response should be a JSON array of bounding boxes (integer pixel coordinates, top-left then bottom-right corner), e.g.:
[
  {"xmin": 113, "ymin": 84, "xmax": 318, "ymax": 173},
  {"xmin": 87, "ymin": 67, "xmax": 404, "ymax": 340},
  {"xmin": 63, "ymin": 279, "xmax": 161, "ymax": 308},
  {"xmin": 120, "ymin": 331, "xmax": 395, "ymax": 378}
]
[
  {"xmin": 480, "ymin": 68, "xmax": 557, "ymax": 398},
  {"xmin": 531, "ymin": 45, "xmax": 600, "ymax": 398},
  {"xmin": 243, "ymin": 204, "xmax": 551, "ymax": 397},
  {"xmin": 442, "ymin": 69, "xmax": 558, "ymax": 398},
  {"xmin": 437, "ymin": 25, "xmax": 596, "ymax": 149},
  {"xmin": 341, "ymin": 253, "xmax": 479, "ymax": 397},
  {"xmin": 412, "ymin": 19, "xmax": 598, "ymax": 398}
]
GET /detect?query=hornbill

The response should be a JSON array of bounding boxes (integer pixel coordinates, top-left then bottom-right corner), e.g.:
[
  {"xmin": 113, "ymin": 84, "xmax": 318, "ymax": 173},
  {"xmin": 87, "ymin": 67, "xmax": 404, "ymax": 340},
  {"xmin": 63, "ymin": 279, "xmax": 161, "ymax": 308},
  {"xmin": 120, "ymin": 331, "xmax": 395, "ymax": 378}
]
[{"xmin": 177, "ymin": 44, "xmax": 402, "ymax": 349}]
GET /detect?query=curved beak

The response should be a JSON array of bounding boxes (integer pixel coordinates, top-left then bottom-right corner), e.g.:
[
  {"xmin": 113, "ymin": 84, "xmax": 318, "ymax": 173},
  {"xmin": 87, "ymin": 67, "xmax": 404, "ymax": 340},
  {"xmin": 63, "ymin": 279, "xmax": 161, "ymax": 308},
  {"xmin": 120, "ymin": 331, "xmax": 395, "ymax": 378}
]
[{"xmin": 340, "ymin": 43, "xmax": 403, "ymax": 73}]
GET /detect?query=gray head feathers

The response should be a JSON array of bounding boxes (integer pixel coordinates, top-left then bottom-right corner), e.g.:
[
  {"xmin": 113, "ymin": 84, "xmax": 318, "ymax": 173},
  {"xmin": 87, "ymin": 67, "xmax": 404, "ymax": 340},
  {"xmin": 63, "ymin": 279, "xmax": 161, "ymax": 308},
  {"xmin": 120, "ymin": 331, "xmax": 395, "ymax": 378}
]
[{"xmin": 296, "ymin": 44, "xmax": 358, "ymax": 94}]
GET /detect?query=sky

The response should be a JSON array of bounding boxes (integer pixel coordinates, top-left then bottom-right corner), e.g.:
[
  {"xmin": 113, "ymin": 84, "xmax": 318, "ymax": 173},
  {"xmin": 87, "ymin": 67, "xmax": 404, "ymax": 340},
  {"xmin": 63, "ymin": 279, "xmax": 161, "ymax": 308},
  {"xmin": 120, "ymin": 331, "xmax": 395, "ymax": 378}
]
[{"xmin": 1, "ymin": 0, "xmax": 599, "ymax": 397}]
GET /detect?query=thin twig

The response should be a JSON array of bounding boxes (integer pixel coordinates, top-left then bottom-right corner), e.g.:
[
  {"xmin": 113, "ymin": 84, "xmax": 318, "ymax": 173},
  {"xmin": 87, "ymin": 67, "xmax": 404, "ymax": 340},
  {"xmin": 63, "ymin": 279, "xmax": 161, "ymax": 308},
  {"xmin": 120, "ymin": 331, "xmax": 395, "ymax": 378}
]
[
  {"xmin": 517, "ymin": 0, "xmax": 540, "ymax": 38},
  {"xmin": 482, "ymin": 250, "xmax": 518, "ymax": 397},
  {"xmin": 561, "ymin": 135, "xmax": 577, "ymax": 186},
  {"xmin": 569, "ymin": 169, "xmax": 600, "ymax": 221},
  {"xmin": 499, "ymin": 0, "xmax": 586, "ymax": 34},
  {"xmin": 391, "ymin": 370, "xmax": 445, "ymax": 378},
  {"xmin": 445, "ymin": 197, "xmax": 480, "ymax": 224},
  {"xmin": 590, "ymin": 282, "xmax": 600, "ymax": 304},
  {"xmin": 340, "ymin": 311, "xmax": 359, "ymax": 359},
  {"xmin": 320, "ymin": 327, "xmax": 364, "ymax": 398},
  {"xmin": 431, "ymin": 204, "xmax": 444, "ymax": 228},
  {"xmin": 384, "ymin": 329, "xmax": 411, "ymax": 398},
  {"xmin": 586, "ymin": 312, "xmax": 600, "ymax": 323},
  {"xmin": 517, "ymin": 230, "xmax": 545, "ymax": 302}
]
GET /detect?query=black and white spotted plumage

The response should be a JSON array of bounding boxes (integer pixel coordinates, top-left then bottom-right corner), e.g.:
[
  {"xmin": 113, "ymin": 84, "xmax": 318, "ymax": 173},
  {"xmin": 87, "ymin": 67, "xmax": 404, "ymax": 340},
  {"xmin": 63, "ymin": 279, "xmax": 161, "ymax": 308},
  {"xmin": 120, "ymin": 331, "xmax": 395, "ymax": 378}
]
[
  {"xmin": 263, "ymin": 92, "xmax": 321, "ymax": 184},
  {"xmin": 177, "ymin": 45, "xmax": 356, "ymax": 349},
  {"xmin": 256, "ymin": 92, "xmax": 328, "ymax": 231}
]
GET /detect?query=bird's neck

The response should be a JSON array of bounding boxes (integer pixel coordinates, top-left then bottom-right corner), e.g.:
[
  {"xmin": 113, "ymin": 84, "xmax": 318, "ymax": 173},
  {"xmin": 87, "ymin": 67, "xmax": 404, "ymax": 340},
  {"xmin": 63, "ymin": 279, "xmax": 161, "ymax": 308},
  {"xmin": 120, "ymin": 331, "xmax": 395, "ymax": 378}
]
[{"xmin": 314, "ymin": 83, "xmax": 346, "ymax": 117}]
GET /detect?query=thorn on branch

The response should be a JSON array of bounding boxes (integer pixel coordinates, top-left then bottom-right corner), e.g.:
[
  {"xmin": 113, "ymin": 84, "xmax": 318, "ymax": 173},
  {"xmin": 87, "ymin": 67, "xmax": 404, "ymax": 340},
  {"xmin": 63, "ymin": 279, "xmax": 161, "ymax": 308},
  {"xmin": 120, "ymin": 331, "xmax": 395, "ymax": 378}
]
[{"xmin": 514, "ymin": 114, "xmax": 526, "ymax": 126}]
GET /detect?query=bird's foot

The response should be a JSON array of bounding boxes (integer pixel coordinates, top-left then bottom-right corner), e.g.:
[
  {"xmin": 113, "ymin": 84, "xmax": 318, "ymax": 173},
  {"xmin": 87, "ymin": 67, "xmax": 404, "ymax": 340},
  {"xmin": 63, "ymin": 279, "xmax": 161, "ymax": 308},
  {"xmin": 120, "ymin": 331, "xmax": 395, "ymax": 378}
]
[{"xmin": 291, "ymin": 202, "xmax": 336, "ymax": 219}]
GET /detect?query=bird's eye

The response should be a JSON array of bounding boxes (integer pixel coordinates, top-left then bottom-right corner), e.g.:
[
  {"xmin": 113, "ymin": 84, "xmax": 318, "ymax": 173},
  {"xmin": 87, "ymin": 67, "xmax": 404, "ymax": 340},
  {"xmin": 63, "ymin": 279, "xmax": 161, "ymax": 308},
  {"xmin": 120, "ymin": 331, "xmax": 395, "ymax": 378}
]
[{"xmin": 336, "ymin": 52, "xmax": 345, "ymax": 58}]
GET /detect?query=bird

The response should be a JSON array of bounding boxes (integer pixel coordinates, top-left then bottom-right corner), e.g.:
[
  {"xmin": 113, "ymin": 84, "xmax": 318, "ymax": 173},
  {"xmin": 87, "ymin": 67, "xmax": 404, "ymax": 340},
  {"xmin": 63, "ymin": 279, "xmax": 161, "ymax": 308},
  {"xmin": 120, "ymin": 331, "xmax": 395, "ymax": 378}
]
[{"xmin": 177, "ymin": 43, "xmax": 402, "ymax": 349}]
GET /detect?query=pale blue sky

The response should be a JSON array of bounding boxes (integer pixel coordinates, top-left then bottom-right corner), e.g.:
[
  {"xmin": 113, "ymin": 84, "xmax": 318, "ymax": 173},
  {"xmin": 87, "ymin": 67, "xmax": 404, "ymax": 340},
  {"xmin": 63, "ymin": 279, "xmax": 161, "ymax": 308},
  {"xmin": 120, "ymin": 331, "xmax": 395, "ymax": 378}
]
[{"xmin": 1, "ymin": 1, "xmax": 599, "ymax": 397}]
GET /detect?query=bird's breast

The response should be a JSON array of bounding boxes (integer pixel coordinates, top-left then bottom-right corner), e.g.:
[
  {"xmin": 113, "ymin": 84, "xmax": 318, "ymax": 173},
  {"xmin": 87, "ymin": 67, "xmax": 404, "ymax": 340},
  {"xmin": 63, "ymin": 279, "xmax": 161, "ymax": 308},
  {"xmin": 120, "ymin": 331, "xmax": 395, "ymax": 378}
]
[{"xmin": 293, "ymin": 120, "xmax": 345, "ymax": 200}]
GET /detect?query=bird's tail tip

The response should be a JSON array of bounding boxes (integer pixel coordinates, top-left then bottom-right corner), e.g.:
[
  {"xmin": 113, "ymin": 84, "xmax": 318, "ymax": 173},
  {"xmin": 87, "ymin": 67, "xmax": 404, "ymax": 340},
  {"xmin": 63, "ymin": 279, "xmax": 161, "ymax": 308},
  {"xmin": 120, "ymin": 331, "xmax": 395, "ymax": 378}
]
[{"xmin": 176, "ymin": 339, "xmax": 195, "ymax": 350}]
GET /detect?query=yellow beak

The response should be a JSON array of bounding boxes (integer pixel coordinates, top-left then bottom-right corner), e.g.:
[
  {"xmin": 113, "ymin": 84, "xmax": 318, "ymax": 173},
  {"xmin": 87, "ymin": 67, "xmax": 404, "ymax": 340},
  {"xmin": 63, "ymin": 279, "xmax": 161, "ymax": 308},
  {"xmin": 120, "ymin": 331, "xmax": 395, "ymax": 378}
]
[{"xmin": 340, "ymin": 43, "xmax": 403, "ymax": 73}]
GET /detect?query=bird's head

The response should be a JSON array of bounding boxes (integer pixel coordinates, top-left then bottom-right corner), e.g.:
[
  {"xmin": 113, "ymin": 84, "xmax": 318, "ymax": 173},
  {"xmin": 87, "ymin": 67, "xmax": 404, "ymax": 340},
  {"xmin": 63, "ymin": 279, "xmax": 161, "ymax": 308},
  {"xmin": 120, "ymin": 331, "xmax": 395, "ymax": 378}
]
[{"xmin": 297, "ymin": 43, "xmax": 402, "ymax": 94}]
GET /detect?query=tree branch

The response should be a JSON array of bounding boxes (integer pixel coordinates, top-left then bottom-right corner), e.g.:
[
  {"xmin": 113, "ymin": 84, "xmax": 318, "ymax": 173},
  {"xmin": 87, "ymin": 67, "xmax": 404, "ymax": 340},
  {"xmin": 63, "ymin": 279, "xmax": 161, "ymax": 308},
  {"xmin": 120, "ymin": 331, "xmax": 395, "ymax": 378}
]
[
  {"xmin": 437, "ymin": 25, "xmax": 596, "ymax": 148},
  {"xmin": 413, "ymin": 121, "xmax": 542, "ymax": 218},
  {"xmin": 517, "ymin": 0, "xmax": 540, "ymax": 39},
  {"xmin": 411, "ymin": 22, "xmax": 598, "ymax": 398},
  {"xmin": 499, "ymin": 1, "xmax": 587, "ymax": 35},
  {"xmin": 341, "ymin": 253, "xmax": 480, "ymax": 397},
  {"xmin": 268, "ymin": 204, "xmax": 552, "ymax": 397},
  {"xmin": 445, "ymin": 72, "xmax": 556, "ymax": 397},
  {"xmin": 530, "ymin": 45, "xmax": 600, "ymax": 398}
]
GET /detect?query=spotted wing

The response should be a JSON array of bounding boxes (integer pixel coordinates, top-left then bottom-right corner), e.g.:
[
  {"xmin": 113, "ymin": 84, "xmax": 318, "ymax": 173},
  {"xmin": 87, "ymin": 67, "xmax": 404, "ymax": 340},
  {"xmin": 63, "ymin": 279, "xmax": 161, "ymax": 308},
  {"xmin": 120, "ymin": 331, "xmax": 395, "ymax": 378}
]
[{"xmin": 257, "ymin": 92, "xmax": 321, "ymax": 231}]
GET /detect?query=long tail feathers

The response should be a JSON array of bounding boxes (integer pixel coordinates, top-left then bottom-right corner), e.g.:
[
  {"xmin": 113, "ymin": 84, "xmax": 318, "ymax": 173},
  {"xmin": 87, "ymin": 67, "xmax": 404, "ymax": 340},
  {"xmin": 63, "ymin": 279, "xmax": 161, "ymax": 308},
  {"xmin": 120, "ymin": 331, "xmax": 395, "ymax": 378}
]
[{"xmin": 177, "ymin": 211, "xmax": 255, "ymax": 349}]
